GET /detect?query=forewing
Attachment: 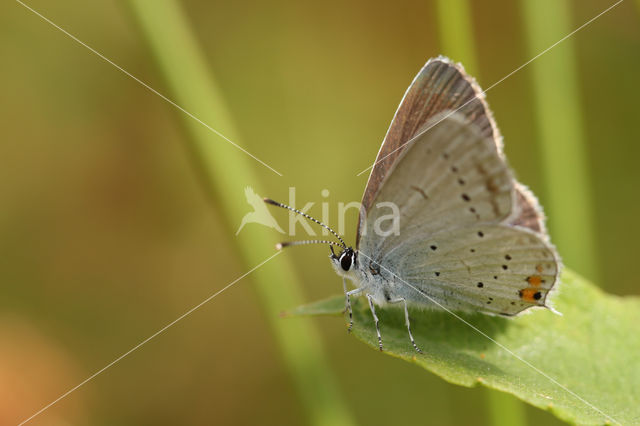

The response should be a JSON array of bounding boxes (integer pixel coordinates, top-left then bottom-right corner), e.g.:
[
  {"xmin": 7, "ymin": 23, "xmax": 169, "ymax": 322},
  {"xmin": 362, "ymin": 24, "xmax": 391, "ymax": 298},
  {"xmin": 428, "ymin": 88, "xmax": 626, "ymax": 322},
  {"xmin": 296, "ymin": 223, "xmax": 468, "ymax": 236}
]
[
  {"xmin": 359, "ymin": 111, "xmax": 514, "ymax": 260},
  {"xmin": 359, "ymin": 57, "xmax": 500, "ymax": 244},
  {"xmin": 358, "ymin": 57, "xmax": 544, "ymax": 246},
  {"xmin": 392, "ymin": 225, "xmax": 559, "ymax": 316}
]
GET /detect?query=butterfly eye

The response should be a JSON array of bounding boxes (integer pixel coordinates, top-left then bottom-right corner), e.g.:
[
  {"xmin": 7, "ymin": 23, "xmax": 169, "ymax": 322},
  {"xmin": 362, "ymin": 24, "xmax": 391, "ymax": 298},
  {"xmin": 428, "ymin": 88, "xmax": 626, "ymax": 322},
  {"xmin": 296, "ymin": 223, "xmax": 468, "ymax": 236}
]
[{"xmin": 340, "ymin": 251, "xmax": 353, "ymax": 271}]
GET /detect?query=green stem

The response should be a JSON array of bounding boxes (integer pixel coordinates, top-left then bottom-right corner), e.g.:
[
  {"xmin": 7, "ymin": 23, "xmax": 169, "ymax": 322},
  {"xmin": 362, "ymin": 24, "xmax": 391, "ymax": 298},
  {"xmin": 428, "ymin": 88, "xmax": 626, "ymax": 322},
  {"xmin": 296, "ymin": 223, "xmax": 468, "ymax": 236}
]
[
  {"xmin": 435, "ymin": 1, "xmax": 527, "ymax": 425},
  {"xmin": 521, "ymin": 0, "xmax": 598, "ymax": 281},
  {"xmin": 435, "ymin": 0, "xmax": 478, "ymax": 75},
  {"xmin": 486, "ymin": 392, "xmax": 528, "ymax": 426},
  {"xmin": 125, "ymin": 2, "xmax": 355, "ymax": 425}
]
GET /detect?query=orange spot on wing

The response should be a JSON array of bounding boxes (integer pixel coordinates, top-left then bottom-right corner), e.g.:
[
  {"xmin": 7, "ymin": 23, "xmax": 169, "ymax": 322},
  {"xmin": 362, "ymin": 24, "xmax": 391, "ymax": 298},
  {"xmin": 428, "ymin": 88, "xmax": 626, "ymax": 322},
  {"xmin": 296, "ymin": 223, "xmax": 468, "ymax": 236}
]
[
  {"xmin": 536, "ymin": 264, "xmax": 544, "ymax": 273},
  {"xmin": 519, "ymin": 288, "xmax": 542, "ymax": 303},
  {"xmin": 526, "ymin": 275, "xmax": 543, "ymax": 286}
]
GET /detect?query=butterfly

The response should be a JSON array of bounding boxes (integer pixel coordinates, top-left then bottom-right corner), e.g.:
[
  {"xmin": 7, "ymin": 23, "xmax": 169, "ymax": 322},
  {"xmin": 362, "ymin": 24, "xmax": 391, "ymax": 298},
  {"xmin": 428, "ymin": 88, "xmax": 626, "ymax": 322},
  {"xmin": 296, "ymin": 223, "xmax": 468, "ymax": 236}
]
[{"xmin": 265, "ymin": 56, "xmax": 561, "ymax": 352}]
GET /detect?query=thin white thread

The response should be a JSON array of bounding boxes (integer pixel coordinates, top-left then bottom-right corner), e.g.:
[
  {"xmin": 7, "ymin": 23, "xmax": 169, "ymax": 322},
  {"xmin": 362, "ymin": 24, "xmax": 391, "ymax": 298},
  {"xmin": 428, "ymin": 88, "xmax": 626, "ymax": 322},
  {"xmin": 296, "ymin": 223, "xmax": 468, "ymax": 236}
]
[
  {"xmin": 357, "ymin": 251, "xmax": 620, "ymax": 425},
  {"xmin": 356, "ymin": 0, "xmax": 625, "ymax": 177},
  {"xmin": 15, "ymin": 0, "xmax": 283, "ymax": 177},
  {"xmin": 18, "ymin": 251, "xmax": 281, "ymax": 426}
]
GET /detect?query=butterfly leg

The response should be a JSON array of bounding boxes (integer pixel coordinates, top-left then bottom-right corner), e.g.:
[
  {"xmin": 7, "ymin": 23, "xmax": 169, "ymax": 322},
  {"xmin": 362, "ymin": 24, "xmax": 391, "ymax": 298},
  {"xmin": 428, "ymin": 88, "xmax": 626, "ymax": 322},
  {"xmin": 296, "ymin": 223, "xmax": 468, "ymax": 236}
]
[
  {"xmin": 389, "ymin": 298, "xmax": 422, "ymax": 353},
  {"xmin": 344, "ymin": 284, "xmax": 362, "ymax": 332},
  {"xmin": 366, "ymin": 294, "xmax": 383, "ymax": 351}
]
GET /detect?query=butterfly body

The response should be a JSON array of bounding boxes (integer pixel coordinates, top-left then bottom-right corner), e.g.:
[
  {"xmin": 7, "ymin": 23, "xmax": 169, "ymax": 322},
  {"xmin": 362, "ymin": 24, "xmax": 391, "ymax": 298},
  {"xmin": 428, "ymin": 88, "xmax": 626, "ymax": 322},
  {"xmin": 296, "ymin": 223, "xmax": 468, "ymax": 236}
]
[
  {"xmin": 331, "ymin": 251, "xmax": 407, "ymax": 308},
  {"xmin": 270, "ymin": 56, "xmax": 560, "ymax": 352},
  {"xmin": 337, "ymin": 58, "xmax": 560, "ymax": 350},
  {"xmin": 332, "ymin": 112, "xmax": 558, "ymax": 320}
]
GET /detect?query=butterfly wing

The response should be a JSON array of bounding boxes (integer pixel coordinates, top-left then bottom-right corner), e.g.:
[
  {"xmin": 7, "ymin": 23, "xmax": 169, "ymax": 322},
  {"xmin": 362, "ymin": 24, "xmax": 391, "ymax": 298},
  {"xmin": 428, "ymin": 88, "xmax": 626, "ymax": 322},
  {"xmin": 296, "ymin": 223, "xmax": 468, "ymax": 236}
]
[
  {"xmin": 359, "ymin": 111, "xmax": 514, "ymax": 260},
  {"xmin": 511, "ymin": 182, "xmax": 547, "ymax": 236},
  {"xmin": 391, "ymin": 224, "xmax": 559, "ymax": 315},
  {"xmin": 358, "ymin": 57, "xmax": 544, "ymax": 246},
  {"xmin": 358, "ymin": 111, "xmax": 559, "ymax": 315}
]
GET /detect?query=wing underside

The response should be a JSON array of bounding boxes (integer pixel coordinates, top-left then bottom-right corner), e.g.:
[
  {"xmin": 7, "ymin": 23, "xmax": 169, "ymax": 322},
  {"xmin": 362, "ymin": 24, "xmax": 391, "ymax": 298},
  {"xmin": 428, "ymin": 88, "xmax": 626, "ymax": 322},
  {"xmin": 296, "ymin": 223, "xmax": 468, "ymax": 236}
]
[
  {"xmin": 358, "ymin": 111, "xmax": 560, "ymax": 315},
  {"xmin": 394, "ymin": 225, "xmax": 559, "ymax": 316},
  {"xmin": 358, "ymin": 57, "xmax": 546, "ymax": 246}
]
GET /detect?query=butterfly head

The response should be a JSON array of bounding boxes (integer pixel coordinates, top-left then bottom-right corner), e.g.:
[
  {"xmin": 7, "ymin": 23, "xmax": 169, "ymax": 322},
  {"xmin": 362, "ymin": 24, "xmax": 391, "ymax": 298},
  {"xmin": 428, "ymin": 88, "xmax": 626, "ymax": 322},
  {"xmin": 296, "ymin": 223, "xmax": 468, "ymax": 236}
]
[
  {"xmin": 264, "ymin": 198, "xmax": 354, "ymax": 275},
  {"xmin": 330, "ymin": 246, "xmax": 358, "ymax": 277}
]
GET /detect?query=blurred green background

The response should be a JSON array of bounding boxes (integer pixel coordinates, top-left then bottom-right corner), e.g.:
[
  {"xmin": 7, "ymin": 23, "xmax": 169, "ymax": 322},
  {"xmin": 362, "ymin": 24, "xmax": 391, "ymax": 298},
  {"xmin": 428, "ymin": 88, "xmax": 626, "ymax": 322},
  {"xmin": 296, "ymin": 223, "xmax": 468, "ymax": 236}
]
[{"xmin": 1, "ymin": 0, "xmax": 638, "ymax": 425}]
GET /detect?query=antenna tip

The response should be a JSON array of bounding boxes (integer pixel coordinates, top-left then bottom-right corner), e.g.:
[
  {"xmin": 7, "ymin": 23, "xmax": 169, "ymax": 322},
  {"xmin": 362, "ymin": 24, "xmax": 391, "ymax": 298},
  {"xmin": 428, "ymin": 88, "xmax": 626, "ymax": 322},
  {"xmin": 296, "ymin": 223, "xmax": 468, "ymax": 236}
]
[
  {"xmin": 263, "ymin": 198, "xmax": 279, "ymax": 206},
  {"xmin": 276, "ymin": 242, "xmax": 293, "ymax": 250}
]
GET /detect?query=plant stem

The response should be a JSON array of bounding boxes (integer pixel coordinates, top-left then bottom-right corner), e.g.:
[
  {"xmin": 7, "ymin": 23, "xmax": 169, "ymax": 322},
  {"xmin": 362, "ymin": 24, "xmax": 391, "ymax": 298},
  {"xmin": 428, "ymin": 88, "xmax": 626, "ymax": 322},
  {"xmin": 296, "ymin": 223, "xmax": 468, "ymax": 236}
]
[
  {"xmin": 435, "ymin": 1, "xmax": 528, "ymax": 425},
  {"xmin": 521, "ymin": 0, "xmax": 598, "ymax": 281},
  {"xmin": 125, "ymin": 2, "xmax": 355, "ymax": 425},
  {"xmin": 435, "ymin": 0, "xmax": 478, "ymax": 75},
  {"xmin": 487, "ymin": 392, "xmax": 528, "ymax": 426}
]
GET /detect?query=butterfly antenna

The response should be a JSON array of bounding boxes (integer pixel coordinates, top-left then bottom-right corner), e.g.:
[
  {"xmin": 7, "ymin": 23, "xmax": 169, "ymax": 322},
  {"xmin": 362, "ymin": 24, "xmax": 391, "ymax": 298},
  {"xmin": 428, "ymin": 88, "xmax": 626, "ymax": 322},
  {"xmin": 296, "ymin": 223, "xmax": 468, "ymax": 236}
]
[
  {"xmin": 264, "ymin": 198, "xmax": 346, "ymax": 248},
  {"xmin": 276, "ymin": 240, "xmax": 345, "ymax": 251}
]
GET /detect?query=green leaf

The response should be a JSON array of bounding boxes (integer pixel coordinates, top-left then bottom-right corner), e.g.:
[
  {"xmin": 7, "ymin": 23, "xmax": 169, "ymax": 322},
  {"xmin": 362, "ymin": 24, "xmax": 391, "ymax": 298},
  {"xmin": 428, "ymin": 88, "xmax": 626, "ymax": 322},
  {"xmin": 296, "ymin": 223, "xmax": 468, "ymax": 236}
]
[{"xmin": 289, "ymin": 270, "xmax": 640, "ymax": 425}]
